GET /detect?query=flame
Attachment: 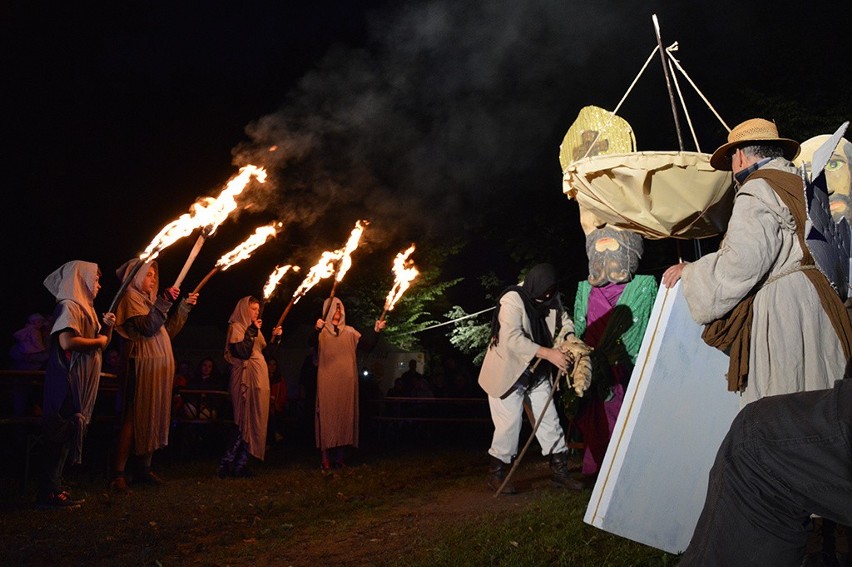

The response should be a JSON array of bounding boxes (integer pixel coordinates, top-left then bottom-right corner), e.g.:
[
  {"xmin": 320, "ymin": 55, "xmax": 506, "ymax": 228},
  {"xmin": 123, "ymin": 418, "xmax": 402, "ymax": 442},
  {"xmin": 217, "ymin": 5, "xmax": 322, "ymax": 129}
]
[
  {"xmin": 215, "ymin": 222, "xmax": 281, "ymax": 270},
  {"xmin": 289, "ymin": 220, "xmax": 369, "ymax": 303},
  {"xmin": 291, "ymin": 250, "xmax": 338, "ymax": 303},
  {"xmin": 335, "ymin": 220, "xmax": 368, "ymax": 283},
  {"xmin": 139, "ymin": 165, "xmax": 267, "ymax": 260},
  {"xmin": 384, "ymin": 244, "xmax": 419, "ymax": 311},
  {"xmin": 263, "ymin": 264, "xmax": 298, "ymax": 300}
]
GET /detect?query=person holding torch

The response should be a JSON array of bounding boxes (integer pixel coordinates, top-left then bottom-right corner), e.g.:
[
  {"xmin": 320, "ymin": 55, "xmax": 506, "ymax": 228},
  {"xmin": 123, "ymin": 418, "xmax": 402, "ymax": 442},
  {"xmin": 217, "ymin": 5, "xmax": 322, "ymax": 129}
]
[
  {"xmin": 217, "ymin": 296, "xmax": 282, "ymax": 478},
  {"xmin": 312, "ymin": 297, "xmax": 385, "ymax": 471},
  {"xmin": 109, "ymin": 259, "xmax": 198, "ymax": 492}
]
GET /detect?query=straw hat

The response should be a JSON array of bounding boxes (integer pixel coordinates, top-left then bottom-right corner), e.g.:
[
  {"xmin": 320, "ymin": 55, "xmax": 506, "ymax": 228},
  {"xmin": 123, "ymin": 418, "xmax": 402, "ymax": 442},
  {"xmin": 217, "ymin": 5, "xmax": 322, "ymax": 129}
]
[{"xmin": 709, "ymin": 118, "xmax": 800, "ymax": 170}]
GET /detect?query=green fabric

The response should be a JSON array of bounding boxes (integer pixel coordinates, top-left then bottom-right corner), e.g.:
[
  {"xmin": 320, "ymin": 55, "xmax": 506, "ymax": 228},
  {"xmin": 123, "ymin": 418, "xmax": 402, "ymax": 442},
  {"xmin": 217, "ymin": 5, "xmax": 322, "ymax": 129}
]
[{"xmin": 573, "ymin": 275, "xmax": 657, "ymax": 365}]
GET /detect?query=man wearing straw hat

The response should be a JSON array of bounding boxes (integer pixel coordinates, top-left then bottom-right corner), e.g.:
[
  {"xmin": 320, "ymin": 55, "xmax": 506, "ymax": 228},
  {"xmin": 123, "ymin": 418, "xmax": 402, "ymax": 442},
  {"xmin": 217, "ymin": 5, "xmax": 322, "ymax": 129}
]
[{"xmin": 662, "ymin": 118, "xmax": 852, "ymax": 407}]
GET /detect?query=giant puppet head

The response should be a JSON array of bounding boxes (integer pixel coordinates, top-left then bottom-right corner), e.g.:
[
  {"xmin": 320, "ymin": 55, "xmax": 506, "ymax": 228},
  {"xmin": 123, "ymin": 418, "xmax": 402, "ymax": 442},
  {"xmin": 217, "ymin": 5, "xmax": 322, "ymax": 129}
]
[
  {"xmin": 580, "ymin": 207, "xmax": 644, "ymax": 286},
  {"xmin": 560, "ymin": 106, "xmax": 644, "ymax": 286},
  {"xmin": 795, "ymin": 135, "xmax": 852, "ymax": 224}
]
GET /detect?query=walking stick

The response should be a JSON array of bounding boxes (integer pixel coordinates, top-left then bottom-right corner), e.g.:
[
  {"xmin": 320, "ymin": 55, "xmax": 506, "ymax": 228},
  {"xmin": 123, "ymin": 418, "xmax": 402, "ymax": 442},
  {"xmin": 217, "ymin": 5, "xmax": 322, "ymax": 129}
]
[
  {"xmin": 493, "ymin": 361, "xmax": 561, "ymax": 497},
  {"xmin": 494, "ymin": 325, "xmax": 575, "ymax": 497}
]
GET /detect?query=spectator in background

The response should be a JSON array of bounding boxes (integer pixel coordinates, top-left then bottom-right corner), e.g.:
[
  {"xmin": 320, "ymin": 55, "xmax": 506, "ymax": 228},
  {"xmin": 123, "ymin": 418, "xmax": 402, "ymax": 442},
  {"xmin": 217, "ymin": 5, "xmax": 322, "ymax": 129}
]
[
  {"xmin": 171, "ymin": 360, "xmax": 192, "ymax": 417},
  {"xmin": 398, "ymin": 359, "xmax": 421, "ymax": 393},
  {"xmin": 102, "ymin": 347, "xmax": 121, "ymax": 376},
  {"xmin": 10, "ymin": 313, "xmax": 49, "ymax": 370},
  {"xmin": 267, "ymin": 356, "xmax": 287, "ymax": 447}
]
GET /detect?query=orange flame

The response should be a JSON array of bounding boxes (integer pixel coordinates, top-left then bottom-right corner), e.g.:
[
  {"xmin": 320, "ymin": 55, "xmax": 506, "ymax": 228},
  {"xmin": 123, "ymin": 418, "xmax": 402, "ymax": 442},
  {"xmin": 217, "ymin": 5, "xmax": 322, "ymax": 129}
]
[
  {"xmin": 383, "ymin": 244, "xmax": 419, "ymax": 311},
  {"xmin": 263, "ymin": 264, "xmax": 298, "ymax": 300},
  {"xmin": 215, "ymin": 222, "xmax": 281, "ymax": 270},
  {"xmin": 335, "ymin": 220, "xmax": 368, "ymax": 283},
  {"xmin": 289, "ymin": 220, "xmax": 369, "ymax": 303},
  {"xmin": 139, "ymin": 165, "xmax": 267, "ymax": 260},
  {"xmin": 291, "ymin": 250, "xmax": 338, "ymax": 304}
]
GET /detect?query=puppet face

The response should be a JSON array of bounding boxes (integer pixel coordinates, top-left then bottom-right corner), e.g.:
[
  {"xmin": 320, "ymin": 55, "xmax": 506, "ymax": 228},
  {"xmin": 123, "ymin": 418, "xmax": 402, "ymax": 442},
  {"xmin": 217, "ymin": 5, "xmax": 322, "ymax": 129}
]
[
  {"xmin": 580, "ymin": 207, "xmax": 643, "ymax": 287},
  {"xmin": 200, "ymin": 359, "xmax": 214, "ymax": 376},
  {"xmin": 797, "ymin": 136, "xmax": 852, "ymax": 223}
]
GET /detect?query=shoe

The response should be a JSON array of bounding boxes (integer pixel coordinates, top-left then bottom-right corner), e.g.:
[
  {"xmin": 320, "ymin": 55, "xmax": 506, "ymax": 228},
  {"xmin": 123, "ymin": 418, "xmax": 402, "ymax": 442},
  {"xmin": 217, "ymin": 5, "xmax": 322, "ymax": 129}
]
[
  {"xmin": 110, "ymin": 476, "xmax": 131, "ymax": 493},
  {"xmin": 37, "ymin": 490, "xmax": 84, "ymax": 510},
  {"xmin": 137, "ymin": 471, "xmax": 166, "ymax": 485},
  {"xmin": 549, "ymin": 452, "xmax": 585, "ymax": 491},
  {"xmin": 487, "ymin": 456, "xmax": 517, "ymax": 495}
]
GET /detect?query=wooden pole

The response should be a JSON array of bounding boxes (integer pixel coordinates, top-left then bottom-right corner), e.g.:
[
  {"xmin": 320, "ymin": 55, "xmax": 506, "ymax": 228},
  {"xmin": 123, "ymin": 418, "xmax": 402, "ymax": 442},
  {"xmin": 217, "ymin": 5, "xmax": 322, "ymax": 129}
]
[{"xmin": 190, "ymin": 267, "xmax": 219, "ymax": 295}]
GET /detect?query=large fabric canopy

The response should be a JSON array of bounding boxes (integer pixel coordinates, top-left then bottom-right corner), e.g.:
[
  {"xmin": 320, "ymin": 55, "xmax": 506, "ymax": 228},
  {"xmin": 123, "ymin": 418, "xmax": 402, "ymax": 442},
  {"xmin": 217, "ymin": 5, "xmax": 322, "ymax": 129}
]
[{"xmin": 562, "ymin": 151, "xmax": 735, "ymax": 240}]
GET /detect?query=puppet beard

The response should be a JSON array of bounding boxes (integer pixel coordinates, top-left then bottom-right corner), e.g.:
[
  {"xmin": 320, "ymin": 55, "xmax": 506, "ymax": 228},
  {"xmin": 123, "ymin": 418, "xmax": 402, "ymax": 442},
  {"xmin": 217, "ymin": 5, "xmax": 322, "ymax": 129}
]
[{"xmin": 586, "ymin": 227, "xmax": 643, "ymax": 287}]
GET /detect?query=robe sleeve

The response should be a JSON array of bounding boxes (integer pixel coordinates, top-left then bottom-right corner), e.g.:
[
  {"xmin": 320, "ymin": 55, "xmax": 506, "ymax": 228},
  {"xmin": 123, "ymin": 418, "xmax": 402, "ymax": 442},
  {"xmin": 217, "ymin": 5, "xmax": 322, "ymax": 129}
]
[
  {"xmin": 682, "ymin": 185, "xmax": 784, "ymax": 324},
  {"xmin": 228, "ymin": 325, "xmax": 258, "ymax": 360},
  {"xmin": 121, "ymin": 296, "xmax": 172, "ymax": 339}
]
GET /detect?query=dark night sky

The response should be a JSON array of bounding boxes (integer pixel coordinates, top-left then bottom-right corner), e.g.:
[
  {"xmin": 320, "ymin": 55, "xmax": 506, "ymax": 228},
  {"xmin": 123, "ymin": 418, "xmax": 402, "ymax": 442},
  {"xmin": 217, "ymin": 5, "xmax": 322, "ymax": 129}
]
[{"xmin": 2, "ymin": 1, "xmax": 851, "ymax": 354}]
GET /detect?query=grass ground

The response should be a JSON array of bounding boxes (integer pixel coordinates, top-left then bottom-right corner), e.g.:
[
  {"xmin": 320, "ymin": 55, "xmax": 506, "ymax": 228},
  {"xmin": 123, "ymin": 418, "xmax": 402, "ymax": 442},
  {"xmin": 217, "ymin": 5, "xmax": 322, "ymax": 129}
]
[{"xmin": 0, "ymin": 420, "xmax": 679, "ymax": 566}]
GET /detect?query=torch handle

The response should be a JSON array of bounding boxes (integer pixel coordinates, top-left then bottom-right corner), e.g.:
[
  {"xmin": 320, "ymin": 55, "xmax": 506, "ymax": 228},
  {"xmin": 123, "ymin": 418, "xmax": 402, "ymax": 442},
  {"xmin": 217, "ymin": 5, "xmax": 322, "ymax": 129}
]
[
  {"xmin": 190, "ymin": 267, "xmax": 219, "ymax": 295},
  {"xmin": 378, "ymin": 307, "xmax": 389, "ymax": 323},
  {"xmin": 107, "ymin": 259, "xmax": 146, "ymax": 314},
  {"xmin": 173, "ymin": 234, "xmax": 207, "ymax": 289},
  {"xmin": 275, "ymin": 298, "xmax": 296, "ymax": 327}
]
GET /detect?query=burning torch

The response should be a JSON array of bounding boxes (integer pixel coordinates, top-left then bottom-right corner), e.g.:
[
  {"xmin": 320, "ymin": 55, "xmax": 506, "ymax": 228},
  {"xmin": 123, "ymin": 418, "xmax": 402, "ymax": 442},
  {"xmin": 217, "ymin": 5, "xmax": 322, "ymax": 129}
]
[
  {"xmin": 189, "ymin": 222, "xmax": 281, "ymax": 295},
  {"xmin": 378, "ymin": 244, "xmax": 419, "ymax": 323}
]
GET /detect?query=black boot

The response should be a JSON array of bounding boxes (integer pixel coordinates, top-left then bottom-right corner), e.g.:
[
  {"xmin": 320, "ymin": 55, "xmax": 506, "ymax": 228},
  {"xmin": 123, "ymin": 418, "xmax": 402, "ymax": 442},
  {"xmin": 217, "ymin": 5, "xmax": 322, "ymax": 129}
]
[
  {"xmin": 487, "ymin": 456, "xmax": 517, "ymax": 495},
  {"xmin": 550, "ymin": 452, "xmax": 584, "ymax": 490}
]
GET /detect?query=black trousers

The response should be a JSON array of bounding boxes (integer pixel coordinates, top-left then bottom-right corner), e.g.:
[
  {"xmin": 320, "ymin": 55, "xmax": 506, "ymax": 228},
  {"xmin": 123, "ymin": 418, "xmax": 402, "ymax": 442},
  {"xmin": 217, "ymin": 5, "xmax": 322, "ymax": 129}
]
[{"xmin": 680, "ymin": 379, "xmax": 852, "ymax": 566}]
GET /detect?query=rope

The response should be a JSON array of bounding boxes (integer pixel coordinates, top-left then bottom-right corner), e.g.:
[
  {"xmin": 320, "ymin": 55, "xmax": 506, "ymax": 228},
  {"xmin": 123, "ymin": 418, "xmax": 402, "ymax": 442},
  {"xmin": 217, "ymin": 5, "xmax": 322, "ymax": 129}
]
[
  {"xmin": 579, "ymin": 46, "xmax": 659, "ymax": 161},
  {"xmin": 665, "ymin": 45, "xmax": 731, "ymax": 133},
  {"xmin": 396, "ymin": 306, "xmax": 496, "ymax": 336},
  {"xmin": 668, "ymin": 57, "xmax": 700, "ymax": 152}
]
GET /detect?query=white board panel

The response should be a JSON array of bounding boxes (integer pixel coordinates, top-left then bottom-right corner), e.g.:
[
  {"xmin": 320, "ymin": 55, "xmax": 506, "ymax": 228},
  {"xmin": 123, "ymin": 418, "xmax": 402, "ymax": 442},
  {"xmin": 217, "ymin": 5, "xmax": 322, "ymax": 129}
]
[{"xmin": 583, "ymin": 282, "xmax": 740, "ymax": 554}]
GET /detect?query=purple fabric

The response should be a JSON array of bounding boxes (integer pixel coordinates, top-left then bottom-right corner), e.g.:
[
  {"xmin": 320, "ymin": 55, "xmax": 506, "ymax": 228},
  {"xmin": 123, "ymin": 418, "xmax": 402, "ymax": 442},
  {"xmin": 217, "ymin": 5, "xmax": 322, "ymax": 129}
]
[{"xmin": 577, "ymin": 283, "xmax": 628, "ymax": 475}]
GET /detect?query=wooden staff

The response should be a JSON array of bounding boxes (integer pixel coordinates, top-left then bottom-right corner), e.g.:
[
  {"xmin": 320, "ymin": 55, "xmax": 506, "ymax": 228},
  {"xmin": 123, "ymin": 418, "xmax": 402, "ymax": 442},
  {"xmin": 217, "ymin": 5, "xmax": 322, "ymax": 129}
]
[
  {"xmin": 107, "ymin": 259, "xmax": 146, "ymax": 314},
  {"xmin": 172, "ymin": 233, "xmax": 207, "ymax": 289},
  {"xmin": 190, "ymin": 267, "xmax": 219, "ymax": 295},
  {"xmin": 275, "ymin": 297, "xmax": 297, "ymax": 327}
]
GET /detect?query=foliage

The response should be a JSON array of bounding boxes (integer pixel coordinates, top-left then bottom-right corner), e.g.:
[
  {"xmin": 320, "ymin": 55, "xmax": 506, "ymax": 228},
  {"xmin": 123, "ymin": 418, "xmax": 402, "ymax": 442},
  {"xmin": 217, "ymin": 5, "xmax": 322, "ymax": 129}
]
[
  {"xmin": 344, "ymin": 242, "xmax": 463, "ymax": 351},
  {"xmin": 446, "ymin": 272, "xmax": 507, "ymax": 365},
  {"xmin": 740, "ymin": 88, "xmax": 852, "ymax": 142}
]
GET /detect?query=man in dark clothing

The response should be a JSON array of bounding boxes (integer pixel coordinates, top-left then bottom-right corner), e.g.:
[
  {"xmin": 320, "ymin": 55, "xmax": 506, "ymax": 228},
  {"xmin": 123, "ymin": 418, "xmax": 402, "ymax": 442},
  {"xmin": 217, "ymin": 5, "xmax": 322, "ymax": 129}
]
[{"xmin": 679, "ymin": 372, "xmax": 852, "ymax": 566}]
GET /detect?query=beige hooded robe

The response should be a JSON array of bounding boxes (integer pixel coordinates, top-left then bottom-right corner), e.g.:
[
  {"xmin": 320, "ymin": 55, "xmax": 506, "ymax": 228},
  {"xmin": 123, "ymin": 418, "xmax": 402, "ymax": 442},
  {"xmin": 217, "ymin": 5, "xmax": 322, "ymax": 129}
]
[
  {"xmin": 315, "ymin": 297, "xmax": 361, "ymax": 450},
  {"xmin": 224, "ymin": 296, "xmax": 270, "ymax": 460}
]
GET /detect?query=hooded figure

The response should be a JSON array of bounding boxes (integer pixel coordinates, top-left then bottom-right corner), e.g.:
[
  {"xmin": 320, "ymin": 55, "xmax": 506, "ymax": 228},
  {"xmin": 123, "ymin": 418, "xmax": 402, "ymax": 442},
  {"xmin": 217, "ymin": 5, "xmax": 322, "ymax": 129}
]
[
  {"xmin": 38, "ymin": 260, "xmax": 112, "ymax": 508},
  {"xmin": 110, "ymin": 259, "xmax": 195, "ymax": 490},
  {"xmin": 222, "ymin": 296, "xmax": 271, "ymax": 468},
  {"xmin": 478, "ymin": 263, "xmax": 590, "ymax": 494},
  {"xmin": 315, "ymin": 297, "xmax": 360, "ymax": 453}
]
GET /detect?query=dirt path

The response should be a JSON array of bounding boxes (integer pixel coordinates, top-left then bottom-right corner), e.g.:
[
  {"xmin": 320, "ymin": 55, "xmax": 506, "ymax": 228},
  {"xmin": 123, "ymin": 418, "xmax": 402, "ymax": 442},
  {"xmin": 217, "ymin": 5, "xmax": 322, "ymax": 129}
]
[{"xmin": 270, "ymin": 462, "xmax": 556, "ymax": 567}]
